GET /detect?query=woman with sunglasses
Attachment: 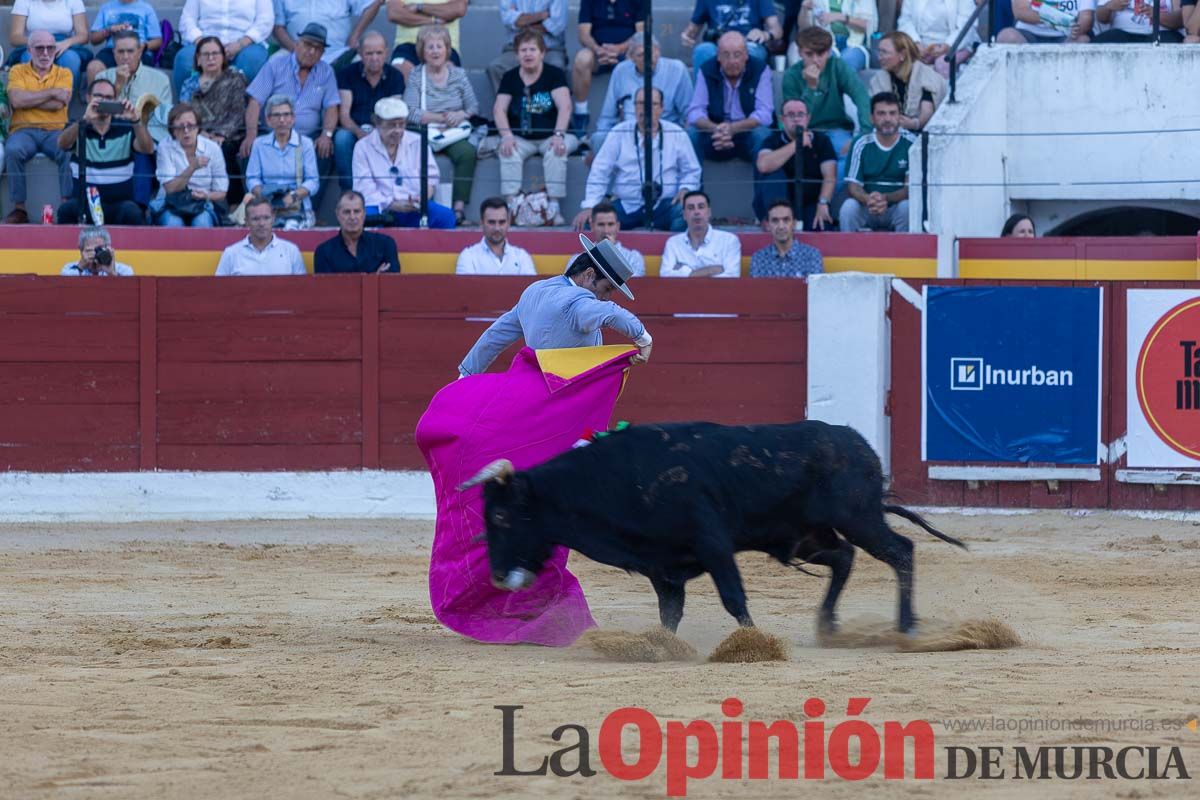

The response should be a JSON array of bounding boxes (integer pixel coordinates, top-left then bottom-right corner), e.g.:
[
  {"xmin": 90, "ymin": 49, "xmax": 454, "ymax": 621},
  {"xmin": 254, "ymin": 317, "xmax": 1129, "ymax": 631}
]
[
  {"xmin": 153, "ymin": 102, "xmax": 228, "ymax": 227},
  {"xmin": 179, "ymin": 35, "xmax": 249, "ymax": 204},
  {"xmin": 351, "ymin": 96, "xmax": 456, "ymax": 229}
]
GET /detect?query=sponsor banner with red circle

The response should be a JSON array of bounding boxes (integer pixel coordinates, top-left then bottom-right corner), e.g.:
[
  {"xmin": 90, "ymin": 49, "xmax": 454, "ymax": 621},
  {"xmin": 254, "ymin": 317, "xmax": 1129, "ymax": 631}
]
[{"xmin": 1127, "ymin": 290, "xmax": 1200, "ymax": 467}]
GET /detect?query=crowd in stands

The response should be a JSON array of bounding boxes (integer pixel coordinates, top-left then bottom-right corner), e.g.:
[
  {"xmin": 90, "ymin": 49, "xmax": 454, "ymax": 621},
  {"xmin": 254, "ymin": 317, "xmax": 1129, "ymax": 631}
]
[{"xmin": 2, "ymin": 0, "xmax": 1195, "ymax": 261}]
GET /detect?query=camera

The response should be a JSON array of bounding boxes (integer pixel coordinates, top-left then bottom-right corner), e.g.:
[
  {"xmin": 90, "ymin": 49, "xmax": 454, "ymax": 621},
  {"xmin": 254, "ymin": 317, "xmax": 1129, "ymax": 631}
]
[
  {"xmin": 94, "ymin": 246, "xmax": 113, "ymax": 267},
  {"xmin": 95, "ymin": 100, "xmax": 126, "ymax": 116}
]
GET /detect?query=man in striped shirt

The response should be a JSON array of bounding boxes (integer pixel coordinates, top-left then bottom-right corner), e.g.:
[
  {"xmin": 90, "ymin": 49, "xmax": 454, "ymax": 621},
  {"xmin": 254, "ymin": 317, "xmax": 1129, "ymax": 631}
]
[{"xmin": 54, "ymin": 79, "xmax": 153, "ymax": 225}]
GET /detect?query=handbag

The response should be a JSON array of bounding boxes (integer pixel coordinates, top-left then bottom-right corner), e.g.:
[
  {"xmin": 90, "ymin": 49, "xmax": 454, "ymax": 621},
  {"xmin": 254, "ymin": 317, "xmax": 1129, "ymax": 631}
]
[
  {"xmin": 163, "ymin": 190, "xmax": 207, "ymax": 219},
  {"xmin": 422, "ymin": 68, "xmax": 472, "ymax": 152}
]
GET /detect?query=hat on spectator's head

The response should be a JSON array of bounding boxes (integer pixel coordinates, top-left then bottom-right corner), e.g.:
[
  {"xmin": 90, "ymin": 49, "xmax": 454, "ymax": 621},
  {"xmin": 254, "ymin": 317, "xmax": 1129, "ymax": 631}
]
[
  {"xmin": 298, "ymin": 23, "xmax": 329, "ymax": 48},
  {"xmin": 374, "ymin": 96, "xmax": 409, "ymax": 121},
  {"xmin": 578, "ymin": 234, "xmax": 635, "ymax": 300}
]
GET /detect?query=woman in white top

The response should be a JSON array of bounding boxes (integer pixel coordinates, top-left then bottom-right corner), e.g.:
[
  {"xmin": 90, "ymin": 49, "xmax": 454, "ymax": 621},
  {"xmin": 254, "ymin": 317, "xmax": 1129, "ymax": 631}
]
[
  {"xmin": 153, "ymin": 103, "xmax": 229, "ymax": 227},
  {"xmin": 1095, "ymin": 0, "xmax": 1184, "ymax": 42},
  {"xmin": 793, "ymin": 0, "xmax": 878, "ymax": 71},
  {"xmin": 897, "ymin": 0, "xmax": 981, "ymax": 78},
  {"xmin": 8, "ymin": 0, "xmax": 92, "ymax": 91},
  {"xmin": 172, "ymin": 0, "xmax": 274, "ymax": 95}
]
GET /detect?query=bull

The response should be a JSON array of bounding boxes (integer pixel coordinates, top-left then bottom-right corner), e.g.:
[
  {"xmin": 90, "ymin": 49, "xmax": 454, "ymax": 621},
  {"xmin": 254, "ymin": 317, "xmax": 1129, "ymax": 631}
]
[{"xmin": 458, "ymin": 420, "xmax": 965, "ymax": 635}]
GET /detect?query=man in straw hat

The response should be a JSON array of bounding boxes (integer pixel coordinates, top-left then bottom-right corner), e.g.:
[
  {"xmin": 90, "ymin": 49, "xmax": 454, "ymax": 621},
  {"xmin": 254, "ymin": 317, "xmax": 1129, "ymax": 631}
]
[{"xmin": 458, "ymin": 233, "xmax": 653, "ymax": 377}]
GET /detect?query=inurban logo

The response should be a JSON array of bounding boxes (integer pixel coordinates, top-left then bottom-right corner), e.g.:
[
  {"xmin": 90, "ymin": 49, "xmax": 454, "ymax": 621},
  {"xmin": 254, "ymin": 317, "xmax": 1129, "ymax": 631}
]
[{"xmin": 950, "ymin": 357, "xmax": 1075, "ymax": 391}]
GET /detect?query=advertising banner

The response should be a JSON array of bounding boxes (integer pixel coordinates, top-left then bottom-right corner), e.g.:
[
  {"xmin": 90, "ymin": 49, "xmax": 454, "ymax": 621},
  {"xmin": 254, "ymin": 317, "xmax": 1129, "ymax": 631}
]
[
  {"xmin": 1127, "ymin": 290, "xmax": 1200, "ymax": 468},
  {"xmin": 923, "ymin": 286, "xmax": 1103, "ymax": 464}
]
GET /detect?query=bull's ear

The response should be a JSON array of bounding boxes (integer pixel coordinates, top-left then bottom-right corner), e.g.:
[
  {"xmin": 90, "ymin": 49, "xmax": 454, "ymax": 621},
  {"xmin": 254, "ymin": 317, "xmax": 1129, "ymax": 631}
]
[{"xmin": 456, "ymin": 458, "xmax": 515, "ymax": 491}]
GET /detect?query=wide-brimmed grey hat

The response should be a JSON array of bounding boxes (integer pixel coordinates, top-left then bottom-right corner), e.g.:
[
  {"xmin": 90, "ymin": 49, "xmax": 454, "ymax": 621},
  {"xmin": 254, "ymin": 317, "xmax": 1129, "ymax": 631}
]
[{"xmin": 578, "ymin": 233, "xmax": 635, "ymax": 300}]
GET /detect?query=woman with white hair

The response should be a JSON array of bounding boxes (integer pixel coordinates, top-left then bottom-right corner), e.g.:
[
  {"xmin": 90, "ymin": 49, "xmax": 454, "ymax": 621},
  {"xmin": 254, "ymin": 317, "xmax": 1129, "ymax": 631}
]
[{"xmin": 245, "ymin": 95, "xmax": 320, "ymax": 229}]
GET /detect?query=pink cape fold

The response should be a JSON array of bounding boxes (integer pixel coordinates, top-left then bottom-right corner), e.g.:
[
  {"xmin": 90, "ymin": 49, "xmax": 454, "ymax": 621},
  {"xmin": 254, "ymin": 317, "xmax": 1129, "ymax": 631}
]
[{"xmin": 414, "ymin": 346, "xmax": 635, "ymax": 646}]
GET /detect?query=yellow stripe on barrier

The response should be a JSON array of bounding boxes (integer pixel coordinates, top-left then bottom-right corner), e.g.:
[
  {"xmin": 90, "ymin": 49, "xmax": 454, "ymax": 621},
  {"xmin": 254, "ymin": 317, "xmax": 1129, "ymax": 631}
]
[{"xmin": 960, "ymin": 258, "xmax": 1199, "ymax": 281}]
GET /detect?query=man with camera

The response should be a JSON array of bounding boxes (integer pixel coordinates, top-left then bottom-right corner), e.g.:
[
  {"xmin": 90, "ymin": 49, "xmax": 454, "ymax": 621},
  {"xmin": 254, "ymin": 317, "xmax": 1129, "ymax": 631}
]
[
  {"xmin": 753, "ymin": 97, "xmax": 836, "ymax": 229},
  {"xmin": 573, "ymin": 87, "xmax": 700, "ymax": 233},
  {"xmin": 56, "ymin": 79, "xmax": 154, "ymax": 226},
  {"xmin": 60, "ymin": 227, "xmax": 135, "ymax": 277}
]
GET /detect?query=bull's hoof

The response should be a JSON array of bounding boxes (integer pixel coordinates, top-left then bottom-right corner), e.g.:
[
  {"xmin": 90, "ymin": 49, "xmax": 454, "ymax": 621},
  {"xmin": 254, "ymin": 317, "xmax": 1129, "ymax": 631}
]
[
  {"xmin": 817, "ymin": 616, "xmax": 839, "ymax": 635},
  {"xmin": 898, "ymin": 622, "xmax": 919, "ymax": 636}
]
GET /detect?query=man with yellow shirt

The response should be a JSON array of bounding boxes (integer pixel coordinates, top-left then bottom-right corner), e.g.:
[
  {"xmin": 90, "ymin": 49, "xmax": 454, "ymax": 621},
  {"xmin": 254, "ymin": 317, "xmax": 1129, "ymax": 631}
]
[
  {"xmin": 4, "ymin": 30, "xmax": 74, "ymax": 224},
  {"xmin": 350, "ymin": 0, "xmax": 467, "ymax": 81}
]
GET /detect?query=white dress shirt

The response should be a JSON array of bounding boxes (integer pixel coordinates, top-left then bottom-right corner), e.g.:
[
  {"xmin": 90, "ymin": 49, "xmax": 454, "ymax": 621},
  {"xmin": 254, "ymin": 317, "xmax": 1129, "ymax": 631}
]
[
  {"xmin": 215, "ymin": 235, "xmax": 307, "ymax": 276},
  {"xmin": 181, "ymin": 0, "xmax": 275, "ymax": 45},
  {"xmin": 455, "ymin": 238, "xmax": 537, "ymax": 276},
  {"xmin": 155, "ymin": 136, "xmax": 229, "ymax": 202},
  {"xmin": 611, "ymin": 240, "xmax": 645, "ymax": 278},
  {"xmin": 352, "ymin": 129, "xmax": 440, "ymax": 212},
  {"xmin": 660, "ymin": 226, "xmax": 742, "ymax": 278},
  {"xmin": 581, "ymin": 120, "xmax": 701, "ymax": 215}
]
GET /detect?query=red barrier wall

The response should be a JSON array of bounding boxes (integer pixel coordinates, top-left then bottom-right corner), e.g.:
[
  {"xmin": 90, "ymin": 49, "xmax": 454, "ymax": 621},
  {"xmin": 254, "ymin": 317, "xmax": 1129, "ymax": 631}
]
[
  {"xmin": 0, "ymin": 275, "xmax": 807, "ymax": 472},
  {"xmin": 889, "ymin": 279, "xmax": 1200, "ymax": 510}
]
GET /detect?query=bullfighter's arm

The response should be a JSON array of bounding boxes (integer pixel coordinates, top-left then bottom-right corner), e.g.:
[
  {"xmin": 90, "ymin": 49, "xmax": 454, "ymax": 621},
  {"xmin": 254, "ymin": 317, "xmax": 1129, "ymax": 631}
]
[
  {"xmin": 568, "ymin": 296, "xmax": 651, "ymax": 347},
  {"xmin": 458, "ymin": 308, "xmax": 524, "ymax": 377}
]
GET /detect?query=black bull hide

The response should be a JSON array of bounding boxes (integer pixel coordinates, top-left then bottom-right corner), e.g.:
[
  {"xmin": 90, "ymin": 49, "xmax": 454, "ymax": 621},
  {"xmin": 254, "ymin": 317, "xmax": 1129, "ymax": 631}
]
[{"xmin": 462, "ymin": 420, "xmax": 966, "ymax": 634}]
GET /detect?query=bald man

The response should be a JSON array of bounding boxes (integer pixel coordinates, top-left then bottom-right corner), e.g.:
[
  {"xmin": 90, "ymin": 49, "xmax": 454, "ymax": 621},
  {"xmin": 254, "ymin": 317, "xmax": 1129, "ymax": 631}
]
[{"xmin": 334, "ymin": 30, "xmax": 407, "ymax": 191}]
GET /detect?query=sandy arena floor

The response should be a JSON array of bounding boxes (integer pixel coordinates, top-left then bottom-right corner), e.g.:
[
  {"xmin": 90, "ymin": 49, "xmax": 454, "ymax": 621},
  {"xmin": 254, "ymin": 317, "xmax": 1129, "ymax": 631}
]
[{"xmin": 0, "ymin": 511, "xmax": 1198, "ymax": 799}]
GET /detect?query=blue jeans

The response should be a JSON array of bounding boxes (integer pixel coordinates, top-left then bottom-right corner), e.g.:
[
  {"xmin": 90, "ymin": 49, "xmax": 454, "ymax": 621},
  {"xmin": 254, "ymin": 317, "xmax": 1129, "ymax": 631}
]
[
  {"xmin": 4, "ymin": 128, "xmax": 73, "ymax": 204},
  {"xmin": 752, "ymin": 168, "xmax": 823, "ymax": 229},
  {"xmin": 822, "ymin": 127, "xmax": 854, "ymax": 194},
  {"xmin": 155, "ymin": 207, "xmax": 218, "ymax": 227},
  {"xmin": 835, "ymin": 36, "xmax": 867, "ymax": 72},
  {"xmin": 613, "ymin": 198, "xmax": 685, "ymax": 231},
  {"xmin": 173, "ymin": 42, "xmax": 269, "ymax": 97},
  {"xmin": 369, "ymin": 201, "xmax": 456, "ymax": 229},
  {"xmin": 692, "ymin": 40, "xmax": 768, "ymax": 77},
  {"xmin": 688, "ymin": 125, "xmax": 774, "ymax": 164},
  {"xmin": 333, "ymin": 128, "xmax": 358, "ymax": 192}
]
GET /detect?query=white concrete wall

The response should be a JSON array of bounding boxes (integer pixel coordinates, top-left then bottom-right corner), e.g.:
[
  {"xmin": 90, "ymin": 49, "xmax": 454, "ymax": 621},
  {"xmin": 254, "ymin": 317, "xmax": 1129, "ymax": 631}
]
[
  {"xmin": 917, "ymin": 44, "xmax": 1200, "ymax": 240},
  {"xmin": 806, "ymin": 273, "xmax": 892, "ymax": 475}
]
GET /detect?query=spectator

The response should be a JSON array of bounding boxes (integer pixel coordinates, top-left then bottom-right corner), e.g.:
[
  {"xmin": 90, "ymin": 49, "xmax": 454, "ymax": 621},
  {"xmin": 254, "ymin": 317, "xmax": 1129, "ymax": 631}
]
[
  {"xmin": 61, "ymin": 226, "xmax": 135, "ymax": 275},
  {"xmin": 56, "ymin": 79, "xmax": 153, "ymax": 225},
  {"xmin": 274, "ymin": 0, "xmax": 377, "ymax": 69},
  {"xmin": 839, "ymin": 91, "xmax": 914, "ymax": 233},
  {"xmin": 494, "ymin": 29, "xmax": 577, "ymax": 216},
  {"xmin": 315, "ymin": 190, "xmax": 402, "ymax": 273},
  {"xmin": 179, "ymin": 36, "xmax": 249, "ymax": 205},
  {"xmin": 1094, "ymin": 0, "xmax": 1184, "ymax": 42},
  {"xmin": 592, "ymin": 35, "xmax": 692, "ymax": 155},
  {"xmin": 1001, "ymin": 213, "xmax": 1036, "ymax": 237},
  {"xmin": 868, "ymin": 31, "xmax": 945, "ymax": 132},
  {"xmin": 402, "ymin": 24, "xmax": 478, "ymax": 224},
  {"xmin": 681, "ymin": 0, "xmax": 782, "ymax": 75},
  {"xmin": 242, "ymin": 23, "xmax": 341, "ymax": 210},
  {"xmin": 86, "ymin": 0, "xmax": 162, "ymax": 87},
  {"xmin": 337, "ymin": 31, "xmax": 406, "ymax": 191},
  {"xmin": 215, "ymin": 196, "xmax": 308, "ymax": 275},
  {"xmin": 7, "ymin": 0, "xmax": 91, "ymax": 94},
  {"xmin": 95, "ymin": 30, "xmax": 173, "ymax": 109},
  {"xmin": 245, "ymin": 95, "xmax": 321, "ymax": 229},
  {"xmin": 487, "ymin": 0, "xmax": 569, "ymax": 91},
  {"xmin": 152, "ymin": 103, "xmax": 228, "ymax": 227},
  {"xmin": 351, "ymin": 96, "xmax": 456, "ymax": 228},
  {"xmin": 351, "ymin": 0, "xmax": 468, "ymax": 81},
  {"xmin": 750, "ymin": 198, "xmax": 824, "ymax": 276},
  {"xmin": 574, "ymin": 87, "xmax": 701, "ymax": 232},
  {"xmin": 175, "ymin": 0, "xmax": 274, "ymax": 95},
  {"xmin": 686, "ymin": 31, "xmax": 774, "ymax": 166},
  {"xmin": 997, "ymin": 0, "xmax": 1095, "ymax": 43},
  {"xmin": 1188, "ymin": 3, "xmax": 1200, "ymax": 42},
  {"xmin": 753, "ymin": 97, "xmax": 836, "ymax": 229},
  {"xmin": 794, "ymin": 0, "xmax": 878, "ymax": 71},
  {"xmin": 783, "ymin": 26, "xmax": 872, "ymax": 186},
  {"xmin": 455, "ymin": 196, "xmax": 537, "ymax": 275},
  {"xmin": 3, "ymin": 30, "xmax": 74, "ymax": 224},
  {"xmin": 897, "ymin": 0, "xmax": 980, "ymax": 78},
  {"xmin": 0, "ymin": 81, "xmax": 7, "ymax": 172},
  {"xmin": 571, "ymin": 0, "xmax": 644, "ymax": 139},
  {"xmin": 584, "ymin": 200, "xmax": 646, "ymax": 276},
  {"xmin": 660, "ymin": 190, "xmax": 742, "ymax": 278}
]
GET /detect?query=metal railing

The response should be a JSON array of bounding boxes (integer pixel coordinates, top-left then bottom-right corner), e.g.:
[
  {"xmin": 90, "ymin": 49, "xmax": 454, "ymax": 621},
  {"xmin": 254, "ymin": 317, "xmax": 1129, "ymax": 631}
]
[{"xmin": 946, "ymin": 0, "xmax": 993, "ymax": 104}]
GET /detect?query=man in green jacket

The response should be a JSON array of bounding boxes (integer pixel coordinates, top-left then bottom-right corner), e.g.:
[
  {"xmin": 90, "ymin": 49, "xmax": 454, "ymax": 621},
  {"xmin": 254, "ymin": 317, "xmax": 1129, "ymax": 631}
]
[{"xmin": 782, "ymin": 26, "xmax": 871, "ymax": 189}]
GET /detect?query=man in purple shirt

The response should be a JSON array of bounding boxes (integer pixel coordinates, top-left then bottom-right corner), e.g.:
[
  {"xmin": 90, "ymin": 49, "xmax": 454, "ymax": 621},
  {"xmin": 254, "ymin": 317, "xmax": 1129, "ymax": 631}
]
[{"xmin": 686, "ymin": 31, "xmax": 773, "ymax": 165}]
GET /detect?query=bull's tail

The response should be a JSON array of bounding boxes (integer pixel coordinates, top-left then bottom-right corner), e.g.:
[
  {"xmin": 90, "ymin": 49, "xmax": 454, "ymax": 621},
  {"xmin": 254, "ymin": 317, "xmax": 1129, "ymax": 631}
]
[{"xmin": 884, "ymin": 504, "xmax": 968, "ymax": 550}]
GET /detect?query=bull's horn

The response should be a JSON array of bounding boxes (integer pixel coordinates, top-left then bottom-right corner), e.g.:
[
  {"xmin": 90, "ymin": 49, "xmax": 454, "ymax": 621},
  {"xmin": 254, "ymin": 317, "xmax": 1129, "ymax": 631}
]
[{"xmin": 456, "ymin": 459, "xmax": 514, "ymax": 491}]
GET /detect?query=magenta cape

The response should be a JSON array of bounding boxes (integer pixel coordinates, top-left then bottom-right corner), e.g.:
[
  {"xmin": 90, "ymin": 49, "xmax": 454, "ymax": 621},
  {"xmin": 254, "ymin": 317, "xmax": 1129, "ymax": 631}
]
[{"xmin": 414, "ymin": 345, "xmax": 636, "ymax": 646}]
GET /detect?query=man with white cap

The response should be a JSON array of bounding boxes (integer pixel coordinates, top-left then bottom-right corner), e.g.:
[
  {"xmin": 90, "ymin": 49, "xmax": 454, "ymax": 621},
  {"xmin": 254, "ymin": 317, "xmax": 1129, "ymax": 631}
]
[
  {"xmin": 458, "ymin": 234, "xmax": 652, "ymax": 377},
  {"xmin": 352, "ymin": 95, "xmax": 456, "ymax": 228}
]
